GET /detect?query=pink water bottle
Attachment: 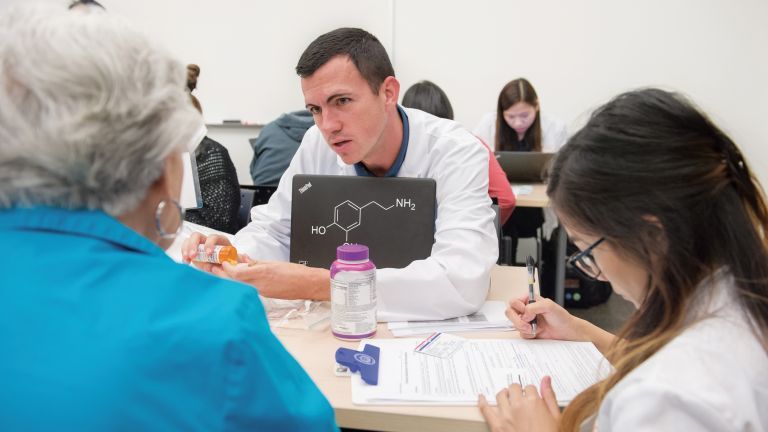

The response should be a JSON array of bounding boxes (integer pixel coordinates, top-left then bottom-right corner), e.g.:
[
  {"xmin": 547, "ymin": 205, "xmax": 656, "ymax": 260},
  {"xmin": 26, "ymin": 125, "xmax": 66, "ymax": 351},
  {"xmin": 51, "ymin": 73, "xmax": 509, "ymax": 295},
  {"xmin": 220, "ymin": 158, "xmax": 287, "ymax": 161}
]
[{"xmin": 330, "ymin": 244, "xmax": 377, "ymax": 340}]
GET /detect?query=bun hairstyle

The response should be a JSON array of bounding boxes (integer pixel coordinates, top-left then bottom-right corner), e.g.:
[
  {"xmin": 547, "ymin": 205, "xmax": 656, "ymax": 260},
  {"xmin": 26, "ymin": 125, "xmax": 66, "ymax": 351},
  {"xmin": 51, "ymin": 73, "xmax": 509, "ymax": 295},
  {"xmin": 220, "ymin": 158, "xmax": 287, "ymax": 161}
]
[{"xmin": 186, "ymin": 64, "xmax": 202, "ymax": 113}]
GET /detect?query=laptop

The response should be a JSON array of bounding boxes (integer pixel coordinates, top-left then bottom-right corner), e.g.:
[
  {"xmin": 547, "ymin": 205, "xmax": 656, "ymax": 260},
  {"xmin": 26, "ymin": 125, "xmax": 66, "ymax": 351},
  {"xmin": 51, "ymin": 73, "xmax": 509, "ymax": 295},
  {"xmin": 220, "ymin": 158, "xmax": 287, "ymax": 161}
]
[
  {"xmin": 180, "ymin": 151, "xmax": 202, "ymax": 209},
  {"xmin": 290, "ymin": 174, "xmax": 436, "ymax": 269},
  {"xmin": 494, "ymin": 151, "xmax": 555, "ymax": 183}
]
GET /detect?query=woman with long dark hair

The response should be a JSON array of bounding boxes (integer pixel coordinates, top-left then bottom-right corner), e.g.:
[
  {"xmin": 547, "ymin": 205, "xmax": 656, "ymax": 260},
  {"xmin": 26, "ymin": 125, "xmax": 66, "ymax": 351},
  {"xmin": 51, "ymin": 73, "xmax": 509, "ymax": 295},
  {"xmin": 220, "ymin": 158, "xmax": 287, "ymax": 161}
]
[
  {"xmin": 480, "ymin": 88, "xmax": 768, "ymax": 431},
  {"xmin": 474, "ymin": 78, "xmax": 567, "ymax": 153},
  {"xmin": 476, "ymin": 78, "xmax": 568, "ymax": 263}
]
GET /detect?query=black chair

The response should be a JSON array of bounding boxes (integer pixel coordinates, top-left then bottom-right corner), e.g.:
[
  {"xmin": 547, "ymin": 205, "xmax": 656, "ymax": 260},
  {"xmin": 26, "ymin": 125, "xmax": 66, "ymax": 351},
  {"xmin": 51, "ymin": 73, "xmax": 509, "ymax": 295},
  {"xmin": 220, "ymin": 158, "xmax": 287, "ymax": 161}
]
[
  {"xmin": 236, "ymin": 188, "xmax": 256, "ymax": 231},
  {"xmin": 492, "ymin": 198, "xmax": 508, "ymax": 265},
  {"xmin": 501, "ymin": 207, "xmax": 544, "ymax": 266},
  {"xmin": 236, "ymin": 185, "xmax": 278, "ymax": 231},
  {"xmin": 252, "ymin": 185, "xmax": 277, "ymax": 206}
]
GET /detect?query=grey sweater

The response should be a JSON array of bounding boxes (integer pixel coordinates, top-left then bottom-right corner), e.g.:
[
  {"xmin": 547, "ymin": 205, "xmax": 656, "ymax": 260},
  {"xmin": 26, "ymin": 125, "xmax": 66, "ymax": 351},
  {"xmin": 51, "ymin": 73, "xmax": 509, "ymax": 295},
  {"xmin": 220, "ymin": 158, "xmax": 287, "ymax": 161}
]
[{"xmin": 249, "ymin": 110, "xmax": 314, "ymax": 186}]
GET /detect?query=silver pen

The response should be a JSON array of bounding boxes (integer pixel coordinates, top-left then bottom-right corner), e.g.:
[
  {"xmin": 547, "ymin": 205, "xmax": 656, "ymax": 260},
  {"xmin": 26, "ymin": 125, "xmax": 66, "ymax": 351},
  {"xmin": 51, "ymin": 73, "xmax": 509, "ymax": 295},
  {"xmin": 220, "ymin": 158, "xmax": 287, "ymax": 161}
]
[{"xmin": 526, "ymin": 256, "xmax": 538, "ymax": 337}]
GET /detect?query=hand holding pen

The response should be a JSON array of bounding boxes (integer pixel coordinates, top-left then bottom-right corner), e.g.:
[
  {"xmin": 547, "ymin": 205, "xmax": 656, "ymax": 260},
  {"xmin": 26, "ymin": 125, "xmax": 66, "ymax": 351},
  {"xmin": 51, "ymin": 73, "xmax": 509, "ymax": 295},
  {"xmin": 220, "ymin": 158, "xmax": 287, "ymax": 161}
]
[
  {"xmin": 525, "ymin": 255, "xmax": 538, "ymax": 337},
  {"xmin": 506, "ymin": 268, "xmax": 586, "ymax": 341}
]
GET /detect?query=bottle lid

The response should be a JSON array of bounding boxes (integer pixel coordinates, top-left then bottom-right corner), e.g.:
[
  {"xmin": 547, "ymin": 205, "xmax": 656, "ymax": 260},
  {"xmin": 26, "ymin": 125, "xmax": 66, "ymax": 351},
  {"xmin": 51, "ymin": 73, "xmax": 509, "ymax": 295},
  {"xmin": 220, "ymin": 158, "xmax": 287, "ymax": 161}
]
[{"xmin": 336, "ymin": 243, "xmax": 369, "ymax": 261}]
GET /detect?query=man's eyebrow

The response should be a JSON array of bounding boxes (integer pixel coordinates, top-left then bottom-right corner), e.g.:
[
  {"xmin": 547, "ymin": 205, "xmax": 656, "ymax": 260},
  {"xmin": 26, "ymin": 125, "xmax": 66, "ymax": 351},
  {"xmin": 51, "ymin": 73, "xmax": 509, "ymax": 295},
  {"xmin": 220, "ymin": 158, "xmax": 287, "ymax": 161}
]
[
  {"xmin": 305, "ymin": 92, "xmax": 352, "ymax": 110},
  {"xmin": 326, "ymin": 92, "xmax": 351, "ymax": 103}
]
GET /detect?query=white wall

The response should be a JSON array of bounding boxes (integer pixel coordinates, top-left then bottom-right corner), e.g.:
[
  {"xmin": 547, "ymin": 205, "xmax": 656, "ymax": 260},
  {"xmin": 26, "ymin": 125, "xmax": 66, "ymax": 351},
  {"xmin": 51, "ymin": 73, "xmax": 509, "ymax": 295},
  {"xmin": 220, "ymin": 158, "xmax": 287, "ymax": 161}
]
[
  {"xmin": 105, "ymin": 0, "xmax": 393, "ymax": 126},
  {"xmin": 3, "ymin": 0, "xmax": 766, "ymax": 187},
  {"xmin": 393, "ymin": 0, "xmax": 768, "ymax": 187}
]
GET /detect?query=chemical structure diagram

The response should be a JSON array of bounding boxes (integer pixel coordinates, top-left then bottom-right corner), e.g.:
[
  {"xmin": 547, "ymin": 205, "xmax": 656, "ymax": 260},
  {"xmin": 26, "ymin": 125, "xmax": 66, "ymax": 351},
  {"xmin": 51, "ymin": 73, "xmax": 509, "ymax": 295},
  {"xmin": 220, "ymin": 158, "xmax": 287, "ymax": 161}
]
[{"xmin": 311, "ymin": 198, "xmax": 416, "ymax": 242}]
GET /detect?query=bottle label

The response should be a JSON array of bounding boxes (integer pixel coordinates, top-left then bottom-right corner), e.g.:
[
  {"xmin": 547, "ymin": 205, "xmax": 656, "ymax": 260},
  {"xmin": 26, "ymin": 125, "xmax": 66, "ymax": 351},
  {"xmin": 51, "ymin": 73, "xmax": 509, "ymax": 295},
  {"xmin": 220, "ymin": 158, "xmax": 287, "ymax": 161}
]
[
  {"xmin": 195, "ymin": 244, "xmax": 223, "ymax": 263},
  {"xmin": 331, "ymin": 268, "xmax": 376, "ymax": 339}
]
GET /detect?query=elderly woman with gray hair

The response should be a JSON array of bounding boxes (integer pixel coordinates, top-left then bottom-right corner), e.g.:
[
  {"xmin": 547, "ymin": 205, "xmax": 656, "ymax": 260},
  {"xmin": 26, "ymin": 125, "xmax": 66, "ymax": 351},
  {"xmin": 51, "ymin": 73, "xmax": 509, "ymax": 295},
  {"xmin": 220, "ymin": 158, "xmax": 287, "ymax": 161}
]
[{"xmin": 0, "ymin": 6, "xmax": 335, "ymax": 431}]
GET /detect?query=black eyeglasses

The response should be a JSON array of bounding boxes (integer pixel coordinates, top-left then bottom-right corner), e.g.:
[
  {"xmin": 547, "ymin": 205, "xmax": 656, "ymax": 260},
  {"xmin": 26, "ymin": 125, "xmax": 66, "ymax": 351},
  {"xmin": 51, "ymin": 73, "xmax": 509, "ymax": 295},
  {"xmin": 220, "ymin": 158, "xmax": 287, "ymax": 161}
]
[{"xmin": 567, "ymin": 237, "xmax": 605, "ymax": 281}]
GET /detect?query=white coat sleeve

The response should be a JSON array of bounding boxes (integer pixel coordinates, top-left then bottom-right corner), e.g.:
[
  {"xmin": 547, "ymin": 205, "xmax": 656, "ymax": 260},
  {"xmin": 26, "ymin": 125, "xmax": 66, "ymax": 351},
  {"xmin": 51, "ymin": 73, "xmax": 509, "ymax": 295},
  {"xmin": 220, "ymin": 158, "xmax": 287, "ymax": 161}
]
[
  {"xmin": 376, "ymin": 134, "xmax": 498, "ymax": 321},
  {"xmin": 472, "ymin": 112, "xmax": 496, "ymax": 147},
  {"xmin": 542, "ymin": 115, "xmax": 569, "ymax": 153},
  {"xmin": 597, "ymin": 380, "xmax": 733, "ymax": 431}
]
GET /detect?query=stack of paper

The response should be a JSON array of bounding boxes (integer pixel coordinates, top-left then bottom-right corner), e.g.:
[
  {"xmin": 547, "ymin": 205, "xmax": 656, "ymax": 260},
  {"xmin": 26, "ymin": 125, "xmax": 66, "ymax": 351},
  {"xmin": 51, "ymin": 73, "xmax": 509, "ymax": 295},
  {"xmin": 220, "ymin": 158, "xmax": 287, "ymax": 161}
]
[
  {"xmin": 387, "ymin": 301, "xmax": 514, "ymax": 337},
  {"xmin": 351, "ymin": 338, "xmax": 611, "ymax": 406},
  {"xmin": 512, "ymin": 184, "xmax": 534, "ymax": 196}
]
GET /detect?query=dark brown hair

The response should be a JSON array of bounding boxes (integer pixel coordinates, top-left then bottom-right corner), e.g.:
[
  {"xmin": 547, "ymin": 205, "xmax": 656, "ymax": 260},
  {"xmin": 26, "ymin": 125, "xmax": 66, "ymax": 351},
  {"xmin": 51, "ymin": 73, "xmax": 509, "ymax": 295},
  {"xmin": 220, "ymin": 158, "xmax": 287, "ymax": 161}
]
[
  {"xmin": 402, "ymin": 80, "xmax": 454, "ymax": 120},
  {"xmin": 295, "ymin": 28, "xmax": 394, "ymax": 95},
  {"xmin": 495, "ymin": 78, "xmax": 541, "ymax": 151},
  {"xmin": 68, "ymin": 0, "xmax": 104, "ymax": 10},
  {"xmin": 548, "ymin": 88, "xmax": 768, "ymax": 430}
]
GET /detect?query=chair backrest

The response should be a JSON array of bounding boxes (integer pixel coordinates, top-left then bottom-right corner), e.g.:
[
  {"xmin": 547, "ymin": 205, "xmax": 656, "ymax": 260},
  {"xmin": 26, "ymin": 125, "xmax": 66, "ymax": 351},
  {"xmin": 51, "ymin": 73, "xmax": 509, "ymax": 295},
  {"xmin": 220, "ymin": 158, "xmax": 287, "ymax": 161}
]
[
  {"xmin": 252, "ymin": 185, "xmax": 278, "ymax": 206},
  {"xmin": 235, "ymin": 185, "xmax": 278, "ymax": 231},
  {"xmin": 491, "ymin": 198, "xmax": 510, "ymax": 265},
  {"xmin": 236, "ymin": 188, "xmax": 256, "ymax": 231},
  {"xmin": 491, "ymin": 198, "xmax": 500, "ymax": 239}
]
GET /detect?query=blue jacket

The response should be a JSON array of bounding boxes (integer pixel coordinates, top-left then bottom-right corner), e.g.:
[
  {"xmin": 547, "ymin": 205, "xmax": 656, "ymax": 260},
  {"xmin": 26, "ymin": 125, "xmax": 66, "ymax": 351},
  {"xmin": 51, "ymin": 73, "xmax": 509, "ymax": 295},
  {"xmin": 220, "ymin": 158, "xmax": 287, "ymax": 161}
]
[
  {"xmin": 249, "ymin": 110, "xmax": 315, "ymax": 186},
  {"xmin": 0, "ymin": 207, "xmax": 337, "ymax": 431}
]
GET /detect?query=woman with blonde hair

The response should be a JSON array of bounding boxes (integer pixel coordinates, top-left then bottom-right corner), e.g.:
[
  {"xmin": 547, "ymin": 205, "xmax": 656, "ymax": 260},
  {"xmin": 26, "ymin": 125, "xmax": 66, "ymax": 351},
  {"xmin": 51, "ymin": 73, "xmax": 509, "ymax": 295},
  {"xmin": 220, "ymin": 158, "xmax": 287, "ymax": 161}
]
[{"xmin": 480, "ymin": 88, "xmax": 768, "ymax": 431}]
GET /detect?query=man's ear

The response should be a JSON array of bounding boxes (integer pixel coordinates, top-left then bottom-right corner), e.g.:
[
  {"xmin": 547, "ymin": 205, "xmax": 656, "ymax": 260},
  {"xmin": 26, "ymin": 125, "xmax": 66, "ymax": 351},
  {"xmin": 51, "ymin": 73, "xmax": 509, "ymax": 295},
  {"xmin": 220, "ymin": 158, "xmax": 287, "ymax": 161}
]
[{"xmin": 381, "ymin": 76, "xmax": 400, "ymax": 107}]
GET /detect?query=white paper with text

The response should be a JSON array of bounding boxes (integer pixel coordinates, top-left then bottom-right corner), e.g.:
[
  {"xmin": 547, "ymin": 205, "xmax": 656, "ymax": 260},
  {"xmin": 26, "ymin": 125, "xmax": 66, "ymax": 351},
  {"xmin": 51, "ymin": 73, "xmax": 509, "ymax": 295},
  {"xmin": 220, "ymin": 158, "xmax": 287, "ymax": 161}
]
[{"xmin": 351, "ymin": 338, "xmax": 610, "ymax": 406}]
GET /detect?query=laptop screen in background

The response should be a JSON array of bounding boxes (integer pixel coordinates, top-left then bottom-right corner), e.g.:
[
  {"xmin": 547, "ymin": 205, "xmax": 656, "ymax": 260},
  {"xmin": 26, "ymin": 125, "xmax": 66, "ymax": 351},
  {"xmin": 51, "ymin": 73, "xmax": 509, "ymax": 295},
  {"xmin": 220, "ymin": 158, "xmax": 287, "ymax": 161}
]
[{"xmin": 494, "ymin": 151, "xmax": 554, "ymax": 183}]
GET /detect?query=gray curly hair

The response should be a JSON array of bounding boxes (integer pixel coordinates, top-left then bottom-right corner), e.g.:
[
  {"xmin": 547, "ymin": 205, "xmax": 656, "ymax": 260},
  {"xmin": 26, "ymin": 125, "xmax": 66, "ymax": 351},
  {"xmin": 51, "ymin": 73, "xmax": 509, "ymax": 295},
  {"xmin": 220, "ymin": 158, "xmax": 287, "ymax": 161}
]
[{"xmin": 0, "ymin": 5, "xmax": 203, "ymax": 216}]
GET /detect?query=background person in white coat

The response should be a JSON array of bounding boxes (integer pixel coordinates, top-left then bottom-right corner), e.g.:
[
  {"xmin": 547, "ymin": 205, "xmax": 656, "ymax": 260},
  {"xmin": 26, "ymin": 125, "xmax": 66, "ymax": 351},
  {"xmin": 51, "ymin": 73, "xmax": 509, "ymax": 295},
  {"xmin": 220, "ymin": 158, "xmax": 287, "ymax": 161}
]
[
  {"xmin": 476, "ymin": 78, "xmax": 567, "ymax": 264},
  {"xmin": 473, "ymin": 77, "xmax": 567, "ymax": 153},
  {"xmin": 183, "ymin": 28, "xmax": 497, "ymax": 321},
  {"xmin": 480, "ymin": 89, "xmax": 768, "ymax": 432}
]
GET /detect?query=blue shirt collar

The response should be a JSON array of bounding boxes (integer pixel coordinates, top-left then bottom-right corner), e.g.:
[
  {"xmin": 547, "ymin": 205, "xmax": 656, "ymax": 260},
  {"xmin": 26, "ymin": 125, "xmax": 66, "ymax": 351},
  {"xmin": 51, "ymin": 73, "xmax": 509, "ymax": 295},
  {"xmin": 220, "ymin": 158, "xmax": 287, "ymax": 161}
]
[
  {"xmin": 354, "ymin": 105, "xmax": 409, "ymax": 177},
  {"xmin": 0, "ymin": 206, "xmax": 167, "ymax": 257}
]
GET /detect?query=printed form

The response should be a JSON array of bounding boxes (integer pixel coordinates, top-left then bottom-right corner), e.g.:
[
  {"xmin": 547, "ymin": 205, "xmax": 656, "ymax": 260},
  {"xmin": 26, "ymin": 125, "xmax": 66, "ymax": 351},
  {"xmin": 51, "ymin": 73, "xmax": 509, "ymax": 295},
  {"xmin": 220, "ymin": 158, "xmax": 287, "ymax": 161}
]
[{"xmin": 351, "ymin": 339, "xmax": 609, "ymax": 406}]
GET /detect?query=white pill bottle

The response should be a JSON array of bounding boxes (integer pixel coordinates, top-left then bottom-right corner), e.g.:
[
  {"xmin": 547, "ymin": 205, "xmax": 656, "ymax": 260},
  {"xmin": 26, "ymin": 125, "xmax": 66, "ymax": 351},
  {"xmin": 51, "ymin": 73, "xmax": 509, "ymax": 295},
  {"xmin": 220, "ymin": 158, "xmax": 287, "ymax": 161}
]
[{"xmin": 330, "ymin": 244, "xmax": 377, "ymax": 340}]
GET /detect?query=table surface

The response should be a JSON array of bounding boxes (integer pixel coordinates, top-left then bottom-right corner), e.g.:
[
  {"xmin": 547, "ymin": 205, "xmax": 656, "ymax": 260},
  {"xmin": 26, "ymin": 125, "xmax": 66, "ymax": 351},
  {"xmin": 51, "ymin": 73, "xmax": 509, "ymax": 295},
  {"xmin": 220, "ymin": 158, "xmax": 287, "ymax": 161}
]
[
  {"xmin": 512, "ymin": 183, "xmax": 548, "ymax": 208},
  {"xmin": 272, "ymin": 265, "xmax": 530, "ymax": 432}
]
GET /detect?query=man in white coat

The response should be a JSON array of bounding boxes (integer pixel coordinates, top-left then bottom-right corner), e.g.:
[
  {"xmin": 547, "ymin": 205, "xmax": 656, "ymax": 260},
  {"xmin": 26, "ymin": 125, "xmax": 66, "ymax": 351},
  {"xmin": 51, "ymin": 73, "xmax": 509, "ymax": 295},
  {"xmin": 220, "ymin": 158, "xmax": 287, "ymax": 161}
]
[{"xmin": 183, "ymin": 28, "xmax": 497, "ymax": 321}]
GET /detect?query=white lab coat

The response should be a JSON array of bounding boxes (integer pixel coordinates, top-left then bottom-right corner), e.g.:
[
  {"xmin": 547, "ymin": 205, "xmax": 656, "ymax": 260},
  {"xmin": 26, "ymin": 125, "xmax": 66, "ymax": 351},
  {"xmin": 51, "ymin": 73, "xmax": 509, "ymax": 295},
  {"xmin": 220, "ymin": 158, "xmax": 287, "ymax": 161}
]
[
  {"xmin": 234, "ymin": 108, "xmax": 498, "ymax": 322},
  {"xmin": 474, "ymin": 111, "xmax": 568, "ymax": 239},
  {"xmin": 473, "ymin": 111, "xmax": 568, "ymax": 152},
  {"xmin": 586, "ymin": 272, "xmax": 768, "ymax": 431}
]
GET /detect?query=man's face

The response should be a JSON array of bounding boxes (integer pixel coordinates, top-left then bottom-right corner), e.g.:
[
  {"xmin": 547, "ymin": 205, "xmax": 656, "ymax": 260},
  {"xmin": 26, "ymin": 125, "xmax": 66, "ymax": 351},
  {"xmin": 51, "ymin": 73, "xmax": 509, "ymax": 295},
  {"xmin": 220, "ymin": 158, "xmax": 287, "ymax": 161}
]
[{"xmin": 301, "ymin": 56, "xmax": 389, "ymax": 165}]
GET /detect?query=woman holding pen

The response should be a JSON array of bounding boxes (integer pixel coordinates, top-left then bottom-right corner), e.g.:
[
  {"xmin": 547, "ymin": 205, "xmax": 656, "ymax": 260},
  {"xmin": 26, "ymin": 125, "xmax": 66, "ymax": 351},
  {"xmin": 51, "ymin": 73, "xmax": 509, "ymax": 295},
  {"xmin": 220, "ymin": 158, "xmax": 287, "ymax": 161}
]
[{"xmin": 479, "ymin": 89, "xmax": 768, "ymax": 431}]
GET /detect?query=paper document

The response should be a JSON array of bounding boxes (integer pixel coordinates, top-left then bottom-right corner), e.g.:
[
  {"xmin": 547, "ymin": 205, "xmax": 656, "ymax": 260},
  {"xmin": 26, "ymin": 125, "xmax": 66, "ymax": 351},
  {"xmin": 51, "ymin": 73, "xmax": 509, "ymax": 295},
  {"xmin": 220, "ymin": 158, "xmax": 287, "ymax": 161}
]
[
  {"xmin": 414, "ymin": 333, "xmax": 466, "ymax": 359},
  {"xmin": 387, "ymin": 301, "xmax": 514, "ymax": 337},
  {"xmin": 351, "ymin": 338, "xmax": 610, "ymax": 406},
  {"xmin": 512, "ymin": 185, "xmax": 533, "ymax": 196}
]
